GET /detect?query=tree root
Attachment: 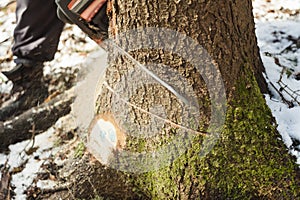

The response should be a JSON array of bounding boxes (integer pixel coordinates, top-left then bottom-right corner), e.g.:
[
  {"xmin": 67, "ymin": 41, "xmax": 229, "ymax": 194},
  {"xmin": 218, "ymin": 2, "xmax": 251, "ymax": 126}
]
[{"xmin": 0, "ymin": 89, "xmax": 75, "ymax": 152}]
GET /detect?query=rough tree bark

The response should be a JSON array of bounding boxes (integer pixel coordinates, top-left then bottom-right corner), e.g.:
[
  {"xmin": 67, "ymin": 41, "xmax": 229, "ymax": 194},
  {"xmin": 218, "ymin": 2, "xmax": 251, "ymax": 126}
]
[{"xmin": 66, "ymin": 0, "xmax": 300, "ymax": 199}]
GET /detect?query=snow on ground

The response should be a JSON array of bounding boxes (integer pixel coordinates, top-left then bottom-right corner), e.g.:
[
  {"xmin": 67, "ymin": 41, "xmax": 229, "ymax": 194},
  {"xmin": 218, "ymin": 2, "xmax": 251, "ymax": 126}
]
[
  {"xmin": 0, "ymin": 1, "xmax": 100, "ymax": 199},
  {"xmin": 2, "ymin": 129, "xmax": 59, "ymax": 200},
  {"xmin": 0, "ymin": 0, "xmax": 300, "ymax": 199},
  {"xmin": 253, "ymin": 0, "xmax": 300, "ymax": 164},
  {"xmin": 253, "ymin": 0, "xmax": 300, "ymax": 21}
]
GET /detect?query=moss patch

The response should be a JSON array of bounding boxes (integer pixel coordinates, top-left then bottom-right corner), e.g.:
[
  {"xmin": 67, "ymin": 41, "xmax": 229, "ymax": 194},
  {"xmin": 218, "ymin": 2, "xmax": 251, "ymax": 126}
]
[
  {"xmin": 130, "ymin": 65, "xmax": 300, "ymax": 199},
  {"xmin": 74, "ymin": 142, "xmax": 86, "ymax": 158}
]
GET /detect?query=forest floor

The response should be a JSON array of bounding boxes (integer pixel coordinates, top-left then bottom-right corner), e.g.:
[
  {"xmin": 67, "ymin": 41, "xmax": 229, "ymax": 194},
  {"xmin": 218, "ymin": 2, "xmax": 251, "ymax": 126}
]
[
  {"xmin": 0, "ymin": 0, "xmax": 299, "ymax": 199},
  {"xmin": 253, "ymin": 0, "xmax": 300, "ymax": 163}
]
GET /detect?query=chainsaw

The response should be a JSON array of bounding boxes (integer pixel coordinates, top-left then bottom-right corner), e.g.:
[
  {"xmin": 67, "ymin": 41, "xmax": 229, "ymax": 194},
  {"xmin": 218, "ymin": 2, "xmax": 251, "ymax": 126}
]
[
  {"xmin": 56, "ymin": 0, "xmax": 189, "ymax": 104},
  {"xmin": 56, "ymin": 0, "xmax": 109, "ymax": 42}
]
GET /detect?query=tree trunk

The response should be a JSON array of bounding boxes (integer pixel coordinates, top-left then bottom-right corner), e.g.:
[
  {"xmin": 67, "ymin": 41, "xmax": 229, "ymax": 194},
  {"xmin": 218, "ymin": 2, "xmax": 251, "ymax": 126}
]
[{"xmin": 72, "ymin": 0, "xmax": 300, "ymax": 199}]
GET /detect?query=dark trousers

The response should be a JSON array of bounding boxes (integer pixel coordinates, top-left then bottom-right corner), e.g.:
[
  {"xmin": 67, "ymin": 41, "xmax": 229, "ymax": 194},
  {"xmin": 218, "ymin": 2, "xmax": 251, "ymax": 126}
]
[{"xmin": 12, "ymin": 0, "xmax": 65, "ymax": 64}]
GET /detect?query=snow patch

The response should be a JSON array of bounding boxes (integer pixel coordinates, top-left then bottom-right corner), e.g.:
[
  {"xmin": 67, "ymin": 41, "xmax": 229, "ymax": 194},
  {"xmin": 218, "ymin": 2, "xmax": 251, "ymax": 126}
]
[{"xmin": 254, "ymin": 0, "xmax": 300, "ymax": 165}]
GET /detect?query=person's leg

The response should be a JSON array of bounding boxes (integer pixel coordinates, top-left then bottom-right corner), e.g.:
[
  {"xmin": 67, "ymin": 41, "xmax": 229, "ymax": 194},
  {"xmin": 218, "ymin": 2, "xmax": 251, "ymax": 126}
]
[
  {"xmin": 0, "ymin": 0, "xmax": 65, "ymax": 121},
  {"xmin": 12, "ymin": 0, "xmax": 65, "ymax": 64},
  {"xmin": 4, "ymin": 0, "xmax": 65, "ymax": 83}
]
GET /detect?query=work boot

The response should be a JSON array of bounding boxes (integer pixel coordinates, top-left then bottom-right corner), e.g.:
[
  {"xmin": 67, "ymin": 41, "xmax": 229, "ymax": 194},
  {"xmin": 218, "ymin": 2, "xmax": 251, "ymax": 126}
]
[{"xmin": 0, "ymin": 63, "xmax": 48, "ymax": 121}]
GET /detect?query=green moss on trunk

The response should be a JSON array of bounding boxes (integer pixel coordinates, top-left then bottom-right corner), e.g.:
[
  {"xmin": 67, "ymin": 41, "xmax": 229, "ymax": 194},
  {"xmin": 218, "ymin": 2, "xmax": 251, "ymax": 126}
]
[{"xmin": 131, "ymin": 66, "xmax": 300, "ymax": 199}]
